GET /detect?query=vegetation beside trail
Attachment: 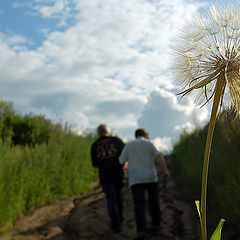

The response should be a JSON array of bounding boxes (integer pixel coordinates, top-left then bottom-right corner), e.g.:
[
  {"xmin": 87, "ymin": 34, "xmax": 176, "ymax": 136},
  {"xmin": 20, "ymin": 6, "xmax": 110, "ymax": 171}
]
[
  {"xmin": 0, "ymin": 100, "xmax": 97, "ymax": 231},
  {"xmin": 171, "ymin": 111, "xmax": 240, "ymax": 238}
]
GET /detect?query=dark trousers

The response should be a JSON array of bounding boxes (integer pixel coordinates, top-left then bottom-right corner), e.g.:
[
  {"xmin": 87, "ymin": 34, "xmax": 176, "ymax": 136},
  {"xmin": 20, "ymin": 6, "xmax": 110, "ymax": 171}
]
[
  {"xmin": 131, "ymin": 182, "xmax": 160, "ymax": 233},
  {"xmin": 102, "ymin": 182, "xmax": 123, "ymax": 229}
]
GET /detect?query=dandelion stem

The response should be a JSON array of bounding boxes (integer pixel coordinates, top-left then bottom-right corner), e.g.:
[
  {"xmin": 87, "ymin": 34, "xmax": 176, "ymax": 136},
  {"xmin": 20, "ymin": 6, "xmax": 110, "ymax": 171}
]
[{"xmin": 200, "ymin": 73, "xmax": 226, "ymax": 240}]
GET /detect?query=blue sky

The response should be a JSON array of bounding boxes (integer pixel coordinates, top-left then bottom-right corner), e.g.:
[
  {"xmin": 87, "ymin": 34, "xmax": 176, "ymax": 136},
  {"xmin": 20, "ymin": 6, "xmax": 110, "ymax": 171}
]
[{"xmin": 0, "ymin": 0, "xmax": 237, "ymax": 151}]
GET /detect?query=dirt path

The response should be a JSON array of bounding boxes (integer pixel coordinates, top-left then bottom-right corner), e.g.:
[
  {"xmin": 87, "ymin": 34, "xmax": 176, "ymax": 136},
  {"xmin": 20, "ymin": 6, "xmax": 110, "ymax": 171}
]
[{"xmin": 0, "ymin": 171, "xmax": 199, "ymax": 240}]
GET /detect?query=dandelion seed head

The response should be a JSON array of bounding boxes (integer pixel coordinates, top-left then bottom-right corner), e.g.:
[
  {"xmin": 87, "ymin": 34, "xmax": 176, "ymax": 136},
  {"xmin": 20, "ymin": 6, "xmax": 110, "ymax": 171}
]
[{"xmin": 171, "ymin": 4, "xmax": 240, "ymax": 117}]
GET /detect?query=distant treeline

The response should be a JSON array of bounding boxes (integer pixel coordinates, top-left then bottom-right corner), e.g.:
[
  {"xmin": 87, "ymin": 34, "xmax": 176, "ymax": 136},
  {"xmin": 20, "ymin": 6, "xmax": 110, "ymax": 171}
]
[
  {"xmin": 0, "ymin": 100, "xmax": 97, "ymax": 232},
  {"xmin": 0, "ymin": 100, "xmax": 69, "ymax": 146},
  {"xmin": 171, "ymin": 111, "xmax": 240, "ymax": 239}
]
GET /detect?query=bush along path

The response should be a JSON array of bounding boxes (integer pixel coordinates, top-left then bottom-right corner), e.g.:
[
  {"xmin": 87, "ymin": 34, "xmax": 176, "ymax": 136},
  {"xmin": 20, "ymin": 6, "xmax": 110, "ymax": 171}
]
[{"xmin": 0, "ymin": 167, "xmax": 199, "ymax": 240}]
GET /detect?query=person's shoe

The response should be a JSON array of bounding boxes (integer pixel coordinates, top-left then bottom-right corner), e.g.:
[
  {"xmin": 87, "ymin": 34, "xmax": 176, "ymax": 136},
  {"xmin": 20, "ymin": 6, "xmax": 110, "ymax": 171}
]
[
  {"xmin": 133, "ymin": 232, "xmax": 147, "ymax": 240},
  {"xmin": 112, "ymin": 224, "xmax": 122, "ymax": 234},
  {"xmin": 148, "ymin": 225, "xmax": 160, "ymax": 235}
]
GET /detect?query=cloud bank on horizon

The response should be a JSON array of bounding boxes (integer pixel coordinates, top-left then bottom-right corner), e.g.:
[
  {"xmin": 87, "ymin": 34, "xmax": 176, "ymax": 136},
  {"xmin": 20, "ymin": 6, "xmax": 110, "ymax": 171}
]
[{"xmin": 0, "ymin": 0, "xmax": 231, "ymax": 151}]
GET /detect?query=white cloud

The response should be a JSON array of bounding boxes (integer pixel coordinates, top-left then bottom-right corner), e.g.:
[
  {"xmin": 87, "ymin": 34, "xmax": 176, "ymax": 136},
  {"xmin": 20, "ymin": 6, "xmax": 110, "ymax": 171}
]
[
  {"xmin": 38, "ymin": 1, "xmax": 66, "ymax": 18},
  {"xmin": 0, "ymin": 0, "xmax": 206, "ymax": 150},
  {"xmin": 0, "ymin": 33, "xmax": 27, "ymax": 47},
  {"xmin": 152, "ymin": 137, "xmax": 173, "ymax": 154},
  {"xmin": 137, "ymin": 88, "xmax": 208, "ymax": 140}
]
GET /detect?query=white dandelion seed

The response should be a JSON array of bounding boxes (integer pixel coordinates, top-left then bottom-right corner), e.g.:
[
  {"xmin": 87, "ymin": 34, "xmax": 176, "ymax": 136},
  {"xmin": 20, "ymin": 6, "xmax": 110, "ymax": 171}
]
[{"xmin": 171, "ymin": 4, "xmax": 240, "ymax": 116}]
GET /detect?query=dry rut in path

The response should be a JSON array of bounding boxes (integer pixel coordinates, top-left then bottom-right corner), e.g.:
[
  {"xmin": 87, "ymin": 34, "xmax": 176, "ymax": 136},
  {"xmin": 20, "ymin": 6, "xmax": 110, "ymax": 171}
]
[
  {"xmin": 64, "ymin": 176, "xmax": 199, "ymax": 240},
  {"xmin": 0, "ymin": 174, "xmax": 199, "ymax": 240}
]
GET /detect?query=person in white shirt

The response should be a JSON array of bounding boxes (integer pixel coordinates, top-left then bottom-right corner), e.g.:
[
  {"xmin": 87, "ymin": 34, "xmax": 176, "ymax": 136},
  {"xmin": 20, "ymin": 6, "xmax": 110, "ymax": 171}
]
[{"xmin": 119, "ymin": 128, "xmax": 171, "ymax": 240}]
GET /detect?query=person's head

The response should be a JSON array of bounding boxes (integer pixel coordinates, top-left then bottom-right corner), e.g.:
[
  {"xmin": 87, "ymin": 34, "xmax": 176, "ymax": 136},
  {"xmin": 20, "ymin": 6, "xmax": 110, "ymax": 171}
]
[
  {"xmin": 97, "ymin": 124, "xmax": 109, "ymax": 136},
  {"xmin": 135, "ymin": 128, "xmax": 149, "ymax": 139}
]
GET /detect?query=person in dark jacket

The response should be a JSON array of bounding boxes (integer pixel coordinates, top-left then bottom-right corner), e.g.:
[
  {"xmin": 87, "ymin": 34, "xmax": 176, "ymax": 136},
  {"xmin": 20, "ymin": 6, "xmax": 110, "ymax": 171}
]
[{"xmin": 91, "ymin": 124, "xmax": 125, "ymax": 233}]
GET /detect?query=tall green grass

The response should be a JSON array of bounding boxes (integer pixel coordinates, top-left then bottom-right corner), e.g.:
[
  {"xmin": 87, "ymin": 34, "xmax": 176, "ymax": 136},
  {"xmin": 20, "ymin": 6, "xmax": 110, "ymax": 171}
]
[
  {"xmin": 171, "ymin": 113, "xmax": 240, "ymax": 237},
  {"xmin": 0, "ymin": 134, "xmax": 97, "ymax": 227}
]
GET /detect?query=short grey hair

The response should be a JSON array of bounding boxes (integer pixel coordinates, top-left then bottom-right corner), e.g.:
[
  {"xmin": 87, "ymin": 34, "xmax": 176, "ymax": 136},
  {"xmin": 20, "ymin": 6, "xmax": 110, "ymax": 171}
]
[{"xmin": 97, "ymin": 124, "xmax": 109, "ymax": 135}]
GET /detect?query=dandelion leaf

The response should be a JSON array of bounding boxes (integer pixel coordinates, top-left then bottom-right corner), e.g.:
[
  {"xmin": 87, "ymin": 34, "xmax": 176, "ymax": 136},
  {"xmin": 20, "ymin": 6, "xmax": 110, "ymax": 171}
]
[
  {"xmin": 195, "ymin": 200, "xmax": 201, "ymax": 219},
  {"xmin": 210, "ymin": 219, "xmax": 225, "ymax": 240}
]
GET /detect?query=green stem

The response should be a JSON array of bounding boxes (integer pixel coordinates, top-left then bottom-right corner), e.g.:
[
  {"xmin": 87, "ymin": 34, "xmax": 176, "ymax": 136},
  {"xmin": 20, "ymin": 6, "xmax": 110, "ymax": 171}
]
[{"xmin": 200, "ymin": 75, "xmax": 226, "ymax": 240}]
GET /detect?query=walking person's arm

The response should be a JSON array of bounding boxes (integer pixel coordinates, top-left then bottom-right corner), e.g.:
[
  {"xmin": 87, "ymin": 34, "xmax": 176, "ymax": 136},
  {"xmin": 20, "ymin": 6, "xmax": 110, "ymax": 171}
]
[
  {"xmin": 91, "ymin": 144, "xmax": 99, "ymax": 167},
  {"xmin": 119, "ymin": 145, "xmax": 128, "ymax": 164},
  {"xmin": 155, "ymin": 154, "xmax": 171, "ymax": 179}
]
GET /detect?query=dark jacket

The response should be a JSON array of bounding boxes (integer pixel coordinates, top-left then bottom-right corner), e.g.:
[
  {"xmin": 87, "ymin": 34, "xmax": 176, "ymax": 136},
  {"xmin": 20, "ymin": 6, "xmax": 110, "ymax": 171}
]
[{"xmin": 91, "ymin": 135, "xmax": 124, "ymax": 185}]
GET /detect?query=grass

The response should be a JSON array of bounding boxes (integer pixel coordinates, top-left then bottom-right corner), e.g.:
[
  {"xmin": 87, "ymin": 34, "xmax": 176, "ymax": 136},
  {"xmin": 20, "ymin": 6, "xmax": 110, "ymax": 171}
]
[{"xmin": 0, "ymin": 134, "xmax": 97, "ymax": 228}]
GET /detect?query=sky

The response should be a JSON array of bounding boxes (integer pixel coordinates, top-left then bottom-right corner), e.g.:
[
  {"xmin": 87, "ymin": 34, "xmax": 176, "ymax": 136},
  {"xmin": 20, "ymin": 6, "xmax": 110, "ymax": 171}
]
[{"xmin": 0, "ymin": 0, "xmax": 237, "ymax": 152}]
